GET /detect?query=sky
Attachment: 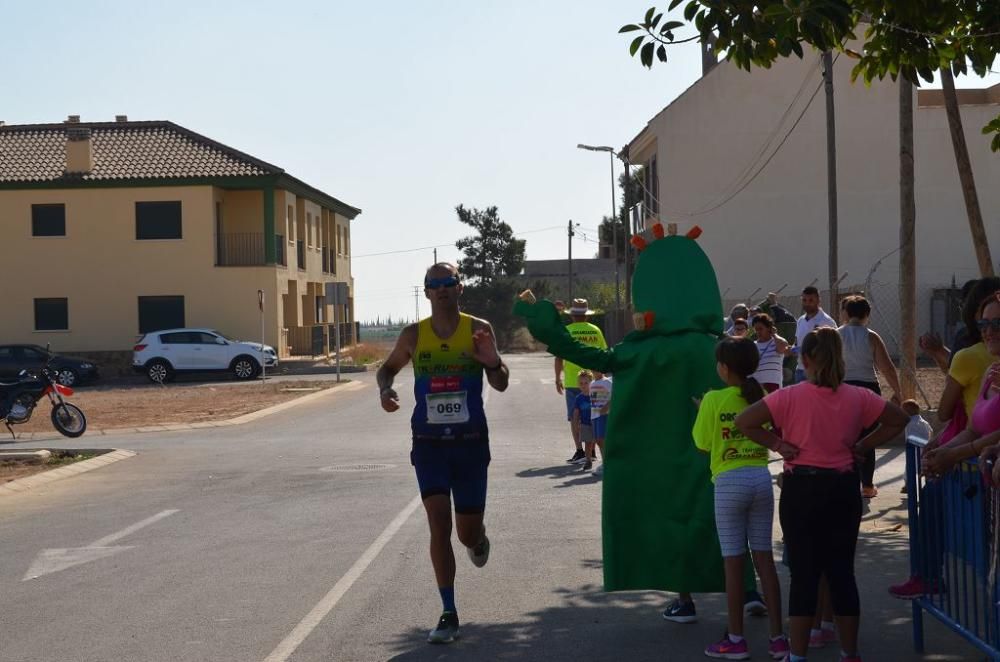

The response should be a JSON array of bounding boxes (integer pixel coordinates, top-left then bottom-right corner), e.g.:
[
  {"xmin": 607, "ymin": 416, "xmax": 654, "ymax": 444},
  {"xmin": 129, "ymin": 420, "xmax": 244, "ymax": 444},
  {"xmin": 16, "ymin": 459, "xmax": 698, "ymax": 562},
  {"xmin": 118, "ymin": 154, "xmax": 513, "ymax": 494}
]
[{"xmin": 3, "ymin": 1, "xmax": 996, "ymax": 323}]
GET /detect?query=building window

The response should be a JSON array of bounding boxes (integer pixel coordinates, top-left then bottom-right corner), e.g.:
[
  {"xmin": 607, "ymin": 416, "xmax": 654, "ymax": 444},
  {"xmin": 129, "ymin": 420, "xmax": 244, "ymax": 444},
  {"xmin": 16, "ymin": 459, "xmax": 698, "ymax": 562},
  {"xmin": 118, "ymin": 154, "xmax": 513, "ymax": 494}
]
[
  {"xmin": 34, "ymin": 298, "xmax": 68, "ymax": 331},
  {"xmin": 306, "ymin": 213, "xmax": 313, "ymax": 248},
  {"xmin": 32, "ymin": 204, "xmax": 67, "ymax": 237},
  {"xmin": 344, "ymin": 227, "xmax": 349, "ymax": 256},
  {"xmin": 138, "ymin": 296, "xmax": 185, "ymax": 333},
  {"xmin": 287, "ymin": 205, "xmax": 294, "ymax": 243},
  {"xmin": 136, "ymin": 201, "xmax": 182, "ymax": 240}
]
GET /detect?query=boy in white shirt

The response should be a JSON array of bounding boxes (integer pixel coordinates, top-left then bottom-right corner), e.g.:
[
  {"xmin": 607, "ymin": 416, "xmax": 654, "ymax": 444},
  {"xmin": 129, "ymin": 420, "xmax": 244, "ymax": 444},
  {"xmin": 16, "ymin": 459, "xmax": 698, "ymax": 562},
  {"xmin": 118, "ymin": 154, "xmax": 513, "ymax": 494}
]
[{"xmin": 588, "ymin": 371, "xmax": 613, "ymax": 475}]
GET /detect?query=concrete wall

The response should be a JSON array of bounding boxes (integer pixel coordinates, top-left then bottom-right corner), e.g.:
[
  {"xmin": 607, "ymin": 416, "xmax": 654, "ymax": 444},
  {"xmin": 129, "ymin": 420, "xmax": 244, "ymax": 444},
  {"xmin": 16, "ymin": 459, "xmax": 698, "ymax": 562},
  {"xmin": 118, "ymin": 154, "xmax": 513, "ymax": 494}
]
[{"xmin": 630, "ymin": 52, "xmax": 1000, "ymax": 352}]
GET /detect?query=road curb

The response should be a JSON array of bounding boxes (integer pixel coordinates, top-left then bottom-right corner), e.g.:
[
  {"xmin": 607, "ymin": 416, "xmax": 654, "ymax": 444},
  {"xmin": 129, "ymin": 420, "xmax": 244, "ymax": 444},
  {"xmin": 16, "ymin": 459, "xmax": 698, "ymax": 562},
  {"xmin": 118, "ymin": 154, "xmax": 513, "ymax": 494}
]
[
  {"xmin": 0, "ymin": 449, "xmax": 136, "ymax": 497},
  {"xmin": 15, "ymin": 381, "xmax": 367, "ymax": 443}
]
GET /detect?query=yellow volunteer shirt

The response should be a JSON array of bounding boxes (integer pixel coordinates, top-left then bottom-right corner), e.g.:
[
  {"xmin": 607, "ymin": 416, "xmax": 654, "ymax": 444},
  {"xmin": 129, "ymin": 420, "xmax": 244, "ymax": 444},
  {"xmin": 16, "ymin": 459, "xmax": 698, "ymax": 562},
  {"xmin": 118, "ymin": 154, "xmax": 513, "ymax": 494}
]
[
  {"xmin": 692, "ymin": 386, "xmax": 769, "ymax": 482},
  {"xmin": 563, "ymin": 322, "xmax": 607, "ymax": 388}
]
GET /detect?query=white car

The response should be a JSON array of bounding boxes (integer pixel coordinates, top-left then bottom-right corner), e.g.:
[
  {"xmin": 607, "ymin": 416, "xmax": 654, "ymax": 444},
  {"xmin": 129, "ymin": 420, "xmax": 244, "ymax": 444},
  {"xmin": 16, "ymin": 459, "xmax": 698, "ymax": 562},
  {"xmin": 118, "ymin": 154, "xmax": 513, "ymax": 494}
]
[{"xmin": 132, "ymin": 328, "xmax": 278, "ymax": 383}]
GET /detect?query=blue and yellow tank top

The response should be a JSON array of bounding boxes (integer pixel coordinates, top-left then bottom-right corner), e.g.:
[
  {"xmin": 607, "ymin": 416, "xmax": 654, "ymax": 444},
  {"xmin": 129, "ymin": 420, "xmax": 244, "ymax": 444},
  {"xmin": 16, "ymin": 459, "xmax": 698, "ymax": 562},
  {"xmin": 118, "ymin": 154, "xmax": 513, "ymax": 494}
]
[{"xmin": 411, "ymin": 314, "xmax": 488, "ymax": 441}]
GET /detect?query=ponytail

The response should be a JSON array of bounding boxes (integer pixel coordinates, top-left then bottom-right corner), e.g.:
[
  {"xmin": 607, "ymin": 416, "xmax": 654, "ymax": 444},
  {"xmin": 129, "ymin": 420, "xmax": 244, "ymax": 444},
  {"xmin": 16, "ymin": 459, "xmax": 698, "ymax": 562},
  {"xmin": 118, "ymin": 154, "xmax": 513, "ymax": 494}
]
[
  {"xmin": 741, "ymin": 376, "xmax": 765, "ymax": 406},
  {"xmin": 802, "ymin": 327, "xmax": 845, "ymax": 389},
  {"xmin": 715, "ymin": 337, "xmax": 763, "ymax": 403}
]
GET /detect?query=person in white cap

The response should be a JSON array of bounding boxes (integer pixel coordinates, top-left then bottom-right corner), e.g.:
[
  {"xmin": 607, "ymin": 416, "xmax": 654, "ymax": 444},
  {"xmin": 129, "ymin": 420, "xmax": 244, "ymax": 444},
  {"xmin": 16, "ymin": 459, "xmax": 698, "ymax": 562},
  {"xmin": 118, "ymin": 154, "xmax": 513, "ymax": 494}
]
[{"xmin": 554, "ymin": 298, "xmax": 608, "ymax": 464}]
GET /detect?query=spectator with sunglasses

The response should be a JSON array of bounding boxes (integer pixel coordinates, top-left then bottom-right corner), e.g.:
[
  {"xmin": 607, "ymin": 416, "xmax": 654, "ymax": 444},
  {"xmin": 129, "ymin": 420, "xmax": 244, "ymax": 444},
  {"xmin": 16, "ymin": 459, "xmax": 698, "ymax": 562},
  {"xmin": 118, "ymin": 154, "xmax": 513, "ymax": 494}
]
[{"xmin": 376, "ymin": 262, "xmax": 509, "ymax": 644}]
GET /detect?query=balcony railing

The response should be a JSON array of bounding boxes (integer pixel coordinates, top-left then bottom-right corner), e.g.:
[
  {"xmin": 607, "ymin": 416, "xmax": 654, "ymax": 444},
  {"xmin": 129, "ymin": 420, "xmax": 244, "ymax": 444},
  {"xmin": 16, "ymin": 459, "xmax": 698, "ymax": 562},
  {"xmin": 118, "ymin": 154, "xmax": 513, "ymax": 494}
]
[{"xmin": 217, "ymin": 233, "xmax": 265, "ymax": 266}]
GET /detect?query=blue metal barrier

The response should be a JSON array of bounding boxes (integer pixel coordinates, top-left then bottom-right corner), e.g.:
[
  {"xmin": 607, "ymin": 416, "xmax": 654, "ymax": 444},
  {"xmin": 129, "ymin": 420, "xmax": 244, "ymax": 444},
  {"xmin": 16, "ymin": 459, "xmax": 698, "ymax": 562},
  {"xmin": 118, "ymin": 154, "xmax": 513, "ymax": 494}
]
[{"xmin": 906, "ymin": 437, "xmax": 1000, "ymax": 659}]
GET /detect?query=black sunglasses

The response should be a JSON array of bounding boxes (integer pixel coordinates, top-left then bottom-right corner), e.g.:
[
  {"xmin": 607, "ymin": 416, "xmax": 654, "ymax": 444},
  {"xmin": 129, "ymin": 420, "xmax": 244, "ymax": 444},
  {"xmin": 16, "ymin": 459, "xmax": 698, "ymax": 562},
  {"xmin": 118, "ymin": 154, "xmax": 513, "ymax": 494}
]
[
  {"xmin": 977, "ymin": 318, "xmax": 1000, "ymax": 332},
  {"xmin": 425, "ymin": 275, "xmax": 460, "ymax": 290}
]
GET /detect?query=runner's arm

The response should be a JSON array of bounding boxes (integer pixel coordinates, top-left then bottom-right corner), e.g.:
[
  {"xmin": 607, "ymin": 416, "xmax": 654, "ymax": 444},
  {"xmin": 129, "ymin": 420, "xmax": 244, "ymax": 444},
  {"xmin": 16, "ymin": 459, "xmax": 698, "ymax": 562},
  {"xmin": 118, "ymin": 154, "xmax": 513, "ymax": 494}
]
[
  {"xmin": 471, "ymin": 319, "xmax": 509, "ymax": 392},
  {"xmin": 376, "ymin": 325, "xmax": 416, "ymax": 412},
  {"xmin": 554, "ymin": 357, "xmax": 564, "ymax": 393}
]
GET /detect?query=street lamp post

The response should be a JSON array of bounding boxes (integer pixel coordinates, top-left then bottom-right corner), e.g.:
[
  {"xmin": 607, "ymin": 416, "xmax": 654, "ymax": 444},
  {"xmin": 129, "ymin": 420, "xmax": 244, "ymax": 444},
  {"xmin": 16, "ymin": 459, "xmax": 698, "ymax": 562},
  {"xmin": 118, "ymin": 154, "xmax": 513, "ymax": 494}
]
[{"xmin": 577, "ymin": 144, "xmax": 621, "ymax": 314}]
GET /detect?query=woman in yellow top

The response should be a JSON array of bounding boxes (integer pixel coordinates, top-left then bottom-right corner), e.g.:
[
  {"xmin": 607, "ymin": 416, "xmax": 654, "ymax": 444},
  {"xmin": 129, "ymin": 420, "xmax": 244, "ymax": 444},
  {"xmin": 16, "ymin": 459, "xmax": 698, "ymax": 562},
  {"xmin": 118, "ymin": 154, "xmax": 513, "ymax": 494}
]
[{"xmin": 692, "ymin": 337, "xmax": 793, "ymax": 660}]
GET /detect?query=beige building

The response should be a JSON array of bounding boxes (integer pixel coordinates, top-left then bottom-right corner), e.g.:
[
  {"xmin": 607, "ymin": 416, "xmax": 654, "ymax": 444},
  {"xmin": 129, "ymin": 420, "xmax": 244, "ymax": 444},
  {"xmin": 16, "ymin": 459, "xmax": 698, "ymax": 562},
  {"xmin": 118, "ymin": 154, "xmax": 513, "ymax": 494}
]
[
  {"xmin": 0, "ymin": 116, "xmax": 360, "ymax": 360},
  {"xmin": 627, "ymin": 52, "xmax": 1000, "ymax": 353}
]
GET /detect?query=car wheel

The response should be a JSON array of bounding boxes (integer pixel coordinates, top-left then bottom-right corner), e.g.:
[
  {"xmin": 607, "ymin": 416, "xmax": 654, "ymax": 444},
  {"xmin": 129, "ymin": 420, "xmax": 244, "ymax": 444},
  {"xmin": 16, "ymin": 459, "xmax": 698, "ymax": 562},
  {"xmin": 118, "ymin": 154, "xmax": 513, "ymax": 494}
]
[
  {"xmin": 147, "ymin": 359, "xmax": 174, "ymax": 384},
  {"xmin": 232, "ymin": 355, "xmax": 260, "ymax": 380},
  {"xmin": 56, "ymin": 368, "xmax": 78, "ymax": 387}
]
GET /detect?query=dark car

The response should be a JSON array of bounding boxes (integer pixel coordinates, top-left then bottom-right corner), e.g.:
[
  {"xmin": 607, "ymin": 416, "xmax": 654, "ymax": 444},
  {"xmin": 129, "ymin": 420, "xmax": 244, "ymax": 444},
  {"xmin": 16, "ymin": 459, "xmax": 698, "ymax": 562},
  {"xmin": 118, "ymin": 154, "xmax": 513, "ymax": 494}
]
[{"xmin": 0, "ymin": 344, "xmax": 99, "ymax": 387}]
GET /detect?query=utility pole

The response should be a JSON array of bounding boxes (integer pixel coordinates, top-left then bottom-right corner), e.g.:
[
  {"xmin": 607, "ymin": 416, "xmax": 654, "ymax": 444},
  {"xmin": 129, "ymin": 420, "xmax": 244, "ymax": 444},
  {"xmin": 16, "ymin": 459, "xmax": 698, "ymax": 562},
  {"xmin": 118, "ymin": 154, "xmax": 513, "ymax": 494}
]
[
  {"xmin": 608, "ymin": 150, "xmax": 621, "ymax": 314},
  {"xmin": 413, "ymin": 285, "xmax": 420, "ymax": 323},
  {"xmin": 899, "ymin": 78, "xmax": 918, "ymax": 400},
  {"xmin": 823, "ymin": 51, "xmax": 839, "ymax": 314},
  {"xmin": 433, "ymin": 247, "xmax": 438, "ymax": 264},
  {"xmin": 622, "ymin": 154, "xmax": 633, "ymax": 312},
  {"xmin": 567, "ymin": 220, "xmax": 575, "ymax": 302}
]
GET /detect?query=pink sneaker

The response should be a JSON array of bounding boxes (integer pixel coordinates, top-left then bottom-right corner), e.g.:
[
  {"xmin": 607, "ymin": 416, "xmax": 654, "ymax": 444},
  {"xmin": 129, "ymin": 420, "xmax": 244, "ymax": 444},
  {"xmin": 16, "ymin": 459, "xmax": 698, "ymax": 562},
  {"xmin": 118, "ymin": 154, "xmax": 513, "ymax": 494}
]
[
  {"xmin": 808, "ymin": 627, "xmax": 836, "ymax": 648},
  {"xmin": 767, "ymin": 635, "xmax": 790, "ymax": 659},
  {"xmin": 704, "ymin": 634, "xmax": 751, "ymax": 660},
  {"xmin": 889, "ymin": 576, "xmax": 943, "ymax": 600}
]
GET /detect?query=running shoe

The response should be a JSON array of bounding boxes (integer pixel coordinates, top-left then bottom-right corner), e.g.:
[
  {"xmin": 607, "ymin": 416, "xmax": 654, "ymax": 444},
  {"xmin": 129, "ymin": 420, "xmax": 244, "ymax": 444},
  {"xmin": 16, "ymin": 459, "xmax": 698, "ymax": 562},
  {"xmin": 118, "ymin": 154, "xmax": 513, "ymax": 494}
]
[
  {"xmin": 889, "ymin": 575, "xmax": 943, "ymax": 600},
  {"xmin": 767, "ymin": 635, "xmax": 790, "ymax": 659},
  {"xmin": 809, "ymin": 627, "xmax": 837, "ymax": 648},
  {"xmin": 662, "ymin": 598, "xmax": 697, "ymax": 623},
  {"xmin": 567, "ymin": 449, "xmax": 586, "ymax": 464},
  {"xmin": 592, "ymin": 462, "xmax": 604, "ymax": 477},
  {"xmin": 467, "ymin": 532, "xmax": 490, "ymax": 568},
  {"xmin": 744, "ymin": 590, "xmax": 767, "ymax": 616},
  {"xmin": 583, "ymin": 458, "xmax": 593, "ymax": 471},
  {"xmin": 704, "ymin": 634, "xmax": 750, "ymax": 660},
  {"xmin": 427, "ymin": 611, "xmax": 460, "ymax": 644}
]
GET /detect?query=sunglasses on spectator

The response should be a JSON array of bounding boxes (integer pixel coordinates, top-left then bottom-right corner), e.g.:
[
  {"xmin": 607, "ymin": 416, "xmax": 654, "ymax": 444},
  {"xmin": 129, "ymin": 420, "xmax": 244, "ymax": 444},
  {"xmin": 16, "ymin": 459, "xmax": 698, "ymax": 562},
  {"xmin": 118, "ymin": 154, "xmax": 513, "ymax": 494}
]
[
  {"xmin": 977, "ymin": 318, "xmax": 1000, "ymax": 332},
  {"xmin": 425, "ymin": 276, "xmax": 460, "ymax": 289}
]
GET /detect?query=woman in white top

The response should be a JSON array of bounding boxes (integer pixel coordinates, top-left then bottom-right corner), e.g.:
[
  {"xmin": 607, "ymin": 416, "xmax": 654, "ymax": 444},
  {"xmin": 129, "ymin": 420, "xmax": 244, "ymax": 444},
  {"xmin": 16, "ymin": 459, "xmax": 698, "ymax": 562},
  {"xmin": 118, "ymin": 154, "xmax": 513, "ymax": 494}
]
[
  {"xmin": 837, "ymin": 295, "xmax": 902, "ymax": 498},
  {"xmin": 750, "ymin": 313, "xmax": 791, "ymax": 393}
]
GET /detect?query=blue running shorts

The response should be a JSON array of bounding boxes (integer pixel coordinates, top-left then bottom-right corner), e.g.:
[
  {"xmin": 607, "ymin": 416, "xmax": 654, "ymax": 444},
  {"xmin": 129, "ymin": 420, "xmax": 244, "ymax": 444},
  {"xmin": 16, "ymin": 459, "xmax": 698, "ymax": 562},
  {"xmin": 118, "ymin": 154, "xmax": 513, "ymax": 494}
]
[
  {"xmin": 564, "ymin": 387, "xmax": 581, "ymax": 421},
  {"xmin": 411, "ymin": 441, "xmax": 491, "ymax": 514}
]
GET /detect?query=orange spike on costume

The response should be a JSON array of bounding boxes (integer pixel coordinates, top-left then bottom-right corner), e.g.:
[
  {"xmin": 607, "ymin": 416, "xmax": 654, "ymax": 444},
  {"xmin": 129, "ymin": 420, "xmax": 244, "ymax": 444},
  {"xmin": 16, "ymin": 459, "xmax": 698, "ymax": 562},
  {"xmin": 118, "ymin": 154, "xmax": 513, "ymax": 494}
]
[
  {"xmin": 651, "ymin": 223, "xmax": 665, "ymax": 239},
  {"xmin": 630, "ymin": 235, "xmax": 648, "ymax": 251},
  {"xmin": 686, "ymin": 226, "xmax": 703, "ymax": 240}
]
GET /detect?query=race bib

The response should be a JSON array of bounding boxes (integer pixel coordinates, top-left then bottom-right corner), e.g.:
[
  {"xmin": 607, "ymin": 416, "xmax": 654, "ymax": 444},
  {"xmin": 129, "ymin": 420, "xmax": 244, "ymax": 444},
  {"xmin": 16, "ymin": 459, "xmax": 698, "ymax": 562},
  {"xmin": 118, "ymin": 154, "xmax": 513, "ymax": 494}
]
[{"xmin": 426, "ymin": 391, "xmax": 470, "ymax": 425}]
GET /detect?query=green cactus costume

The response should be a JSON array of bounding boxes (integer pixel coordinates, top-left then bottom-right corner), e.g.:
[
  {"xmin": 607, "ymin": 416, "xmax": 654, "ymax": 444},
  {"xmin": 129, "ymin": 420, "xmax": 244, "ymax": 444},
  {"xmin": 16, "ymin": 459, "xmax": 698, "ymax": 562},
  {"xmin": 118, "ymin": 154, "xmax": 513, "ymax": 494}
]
[{"xmin": 515, "ymin": 232, "xmax": 731, "ymax": 592}]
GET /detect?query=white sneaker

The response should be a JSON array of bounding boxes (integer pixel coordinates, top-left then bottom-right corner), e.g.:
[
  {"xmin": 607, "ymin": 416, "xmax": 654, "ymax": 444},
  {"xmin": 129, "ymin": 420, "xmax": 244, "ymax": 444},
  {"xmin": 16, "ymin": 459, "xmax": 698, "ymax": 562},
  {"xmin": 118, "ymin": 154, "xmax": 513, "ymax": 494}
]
[
  {"xmin": 468, "ymin": 532, "xmax": 490, "ymax": 568},
  {"xmin": 427, "ymin": 611, "xmax": 460, "ymax": 644}
]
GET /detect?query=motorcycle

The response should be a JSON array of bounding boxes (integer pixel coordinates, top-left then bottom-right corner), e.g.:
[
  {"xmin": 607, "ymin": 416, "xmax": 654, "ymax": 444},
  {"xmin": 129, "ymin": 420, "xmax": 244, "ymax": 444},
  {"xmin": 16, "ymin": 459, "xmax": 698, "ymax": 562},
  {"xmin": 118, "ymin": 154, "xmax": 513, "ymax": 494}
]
[{"xmin": 0, "ymin": 366, "xmax": 87, "ymax": 439}]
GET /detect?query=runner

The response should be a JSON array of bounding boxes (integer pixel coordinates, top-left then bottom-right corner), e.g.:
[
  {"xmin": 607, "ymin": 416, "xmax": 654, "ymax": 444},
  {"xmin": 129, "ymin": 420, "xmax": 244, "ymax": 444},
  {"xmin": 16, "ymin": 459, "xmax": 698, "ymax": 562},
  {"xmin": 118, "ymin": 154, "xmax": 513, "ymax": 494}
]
[
  {"xmin": 377, "ymin": 262, "xmax": 509, "ymax": 644},
  {"xmin": 554, "ymin": 298, "xmax": 608, "ymax": 464}
]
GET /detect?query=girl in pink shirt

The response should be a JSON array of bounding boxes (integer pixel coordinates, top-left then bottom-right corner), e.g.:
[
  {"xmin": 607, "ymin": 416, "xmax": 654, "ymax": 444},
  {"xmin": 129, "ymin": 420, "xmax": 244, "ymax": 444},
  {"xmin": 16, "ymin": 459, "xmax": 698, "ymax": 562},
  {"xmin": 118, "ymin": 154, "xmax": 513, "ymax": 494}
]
[{"xmin": 736, "ymin": 328, "xmax": 907, "ymax": 662}]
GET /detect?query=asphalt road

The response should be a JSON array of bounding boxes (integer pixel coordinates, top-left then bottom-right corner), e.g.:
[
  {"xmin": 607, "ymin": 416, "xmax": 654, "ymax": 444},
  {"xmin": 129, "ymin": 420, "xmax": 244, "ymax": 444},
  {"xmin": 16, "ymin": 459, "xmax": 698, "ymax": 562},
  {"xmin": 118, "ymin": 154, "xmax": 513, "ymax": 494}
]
[{"xmin": 0, "ymin": 354, "xmax": 979, "ymax": 661}]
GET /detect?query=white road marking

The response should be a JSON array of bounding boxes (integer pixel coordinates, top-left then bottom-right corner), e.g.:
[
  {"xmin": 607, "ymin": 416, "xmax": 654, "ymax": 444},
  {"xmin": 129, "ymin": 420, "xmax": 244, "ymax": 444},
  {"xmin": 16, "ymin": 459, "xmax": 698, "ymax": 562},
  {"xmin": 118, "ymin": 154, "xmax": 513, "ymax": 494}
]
[
  {"xmin": 23, "ymin": 509, "xmax": 179, "ymax": 580},
  {"xmin": 261, "ymin": 494, "xmax": 423, "ymax": 662},
  {"xmin": 540, "ymin": 377, "xmax": 555, "ymax": 385}
]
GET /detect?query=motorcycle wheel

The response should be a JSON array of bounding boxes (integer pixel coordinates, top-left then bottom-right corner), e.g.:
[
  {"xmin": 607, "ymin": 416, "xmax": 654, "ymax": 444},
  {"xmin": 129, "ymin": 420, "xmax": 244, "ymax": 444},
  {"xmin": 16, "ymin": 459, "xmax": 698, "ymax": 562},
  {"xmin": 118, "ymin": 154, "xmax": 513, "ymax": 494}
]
[{"xmin": 51, "ymin": 403, "xmax": 87, "ymax": 438}]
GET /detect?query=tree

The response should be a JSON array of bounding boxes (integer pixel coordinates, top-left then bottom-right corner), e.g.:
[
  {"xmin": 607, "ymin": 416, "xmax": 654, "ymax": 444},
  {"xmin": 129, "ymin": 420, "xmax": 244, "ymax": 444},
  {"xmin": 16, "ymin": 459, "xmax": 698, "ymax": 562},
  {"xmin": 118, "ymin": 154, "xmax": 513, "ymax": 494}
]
[
  {"xmin": 453, "ymin": 204, "xmax": 529, "ymax": 348},
  {"xmin": 598, "ymin": 168, "xmax": 644, "ymax": 265},
  {"xmin": 454, "ymin": 205, "xmax": 526, "ymax": 285}
]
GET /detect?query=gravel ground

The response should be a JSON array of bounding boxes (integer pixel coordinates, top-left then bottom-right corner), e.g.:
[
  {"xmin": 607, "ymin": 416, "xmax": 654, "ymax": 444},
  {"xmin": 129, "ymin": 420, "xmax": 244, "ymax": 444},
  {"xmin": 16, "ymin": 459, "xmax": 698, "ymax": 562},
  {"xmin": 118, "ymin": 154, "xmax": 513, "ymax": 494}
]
[{"xmin": 12, "ymin": 380, "xmax": 344, "ymax": 434}]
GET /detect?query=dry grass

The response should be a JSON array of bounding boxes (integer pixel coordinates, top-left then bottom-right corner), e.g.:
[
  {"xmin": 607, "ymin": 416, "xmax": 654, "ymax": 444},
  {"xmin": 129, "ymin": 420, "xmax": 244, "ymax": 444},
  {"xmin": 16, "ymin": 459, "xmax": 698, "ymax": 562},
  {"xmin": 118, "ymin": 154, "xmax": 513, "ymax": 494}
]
[
  {"xmin": 13, "ymin": 380, "xmax": 342, "ymax": 433},
  {"xmin": 342, "ymin": 341, "xmax": 393, "ymax": 365},
  {"xmin": 0, "ymin": 450, "xmax": 98, "ymax": 483}
]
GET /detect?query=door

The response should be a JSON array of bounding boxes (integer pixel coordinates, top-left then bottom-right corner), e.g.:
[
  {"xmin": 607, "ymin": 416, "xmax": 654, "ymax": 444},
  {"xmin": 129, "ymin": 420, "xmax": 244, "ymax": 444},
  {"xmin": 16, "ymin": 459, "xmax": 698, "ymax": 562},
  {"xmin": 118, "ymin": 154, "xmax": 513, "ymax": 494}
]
[
  {"xmin": 191, "ymin": 332, "xmax": 227, "ymax": 369},
  {"xmin": 157, "ymin": 332, "xmax": 196, "ymax": 369},
  {"xmin": 0, "ymin": 347, "xmax": 16, "ymax": 379},
  {"xmin": 15, "ymin": 346, "xmax": 49, "ymax": 376}
]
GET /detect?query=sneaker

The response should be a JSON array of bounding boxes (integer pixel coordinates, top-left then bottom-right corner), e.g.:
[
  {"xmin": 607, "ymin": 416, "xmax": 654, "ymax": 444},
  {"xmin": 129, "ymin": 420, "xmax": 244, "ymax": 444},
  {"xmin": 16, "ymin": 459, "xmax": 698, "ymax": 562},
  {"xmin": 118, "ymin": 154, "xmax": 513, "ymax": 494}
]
[
  {"xmin": 567, "ymin": 449, "xmax": 586, "ymax": 464},
  {"xmin": 467, "ymin": 532, "xmax": 490, "ymax": 568},
  {"xmin": 767, "ymin": 635, "xmax": 790, "ymax": 659},
  {"xmin": 592, "ymin": 463, "xmax": 604, "ymax": 477},
  {"xmin": 744, "ymin": 590, "xmax": 767, "ymax": 617},
  {"xmin": 889, "ymin": 575, "xmax": 943, "ymax": 600},
  {"xmin": 662, "ymin": 598, "xmax": 697, "ymax": 623},
  {"xmin": 427, "ymin": 611, "xmax": 460, "ymax": 644},
  {"xmin": 809, "ymin": 627, "xmax": 837, "ymax": 648},
  {"xmin": 862, "ymin": 485, "xmax": 878, "ymax": 498},
  {"xmin": 704, "ymin": 634, "xmax": 750, "ymax": 660},
  {"xmin": 583, "ymin": 459, "xmax": 593, "ymax": 471}
]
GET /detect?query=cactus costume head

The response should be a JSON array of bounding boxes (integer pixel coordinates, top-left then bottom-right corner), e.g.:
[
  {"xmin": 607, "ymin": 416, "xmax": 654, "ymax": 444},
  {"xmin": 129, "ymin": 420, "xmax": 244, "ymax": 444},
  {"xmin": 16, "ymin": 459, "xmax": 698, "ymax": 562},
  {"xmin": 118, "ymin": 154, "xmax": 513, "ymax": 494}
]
[{"xmin": 515, "ymin": 224, "xmax": 730, "ymax": 592}]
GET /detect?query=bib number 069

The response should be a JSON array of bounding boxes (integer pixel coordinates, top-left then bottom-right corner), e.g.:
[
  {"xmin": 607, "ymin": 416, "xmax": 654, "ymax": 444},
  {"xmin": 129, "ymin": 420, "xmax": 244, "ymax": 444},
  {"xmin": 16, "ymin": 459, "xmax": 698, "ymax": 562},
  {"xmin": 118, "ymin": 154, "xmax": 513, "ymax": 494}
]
[{"xmin": 436, "ymin": 402, "xmax": 462, "ymax": 415}]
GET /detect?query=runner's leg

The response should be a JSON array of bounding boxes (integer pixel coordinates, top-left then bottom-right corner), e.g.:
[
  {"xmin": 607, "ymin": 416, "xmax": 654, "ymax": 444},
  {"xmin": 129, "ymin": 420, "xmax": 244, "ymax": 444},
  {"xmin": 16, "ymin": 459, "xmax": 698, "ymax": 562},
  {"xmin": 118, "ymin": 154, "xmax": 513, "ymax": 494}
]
[{"xmin": 423, "ymin": 495, "xmax": 456, "ymax": 590}]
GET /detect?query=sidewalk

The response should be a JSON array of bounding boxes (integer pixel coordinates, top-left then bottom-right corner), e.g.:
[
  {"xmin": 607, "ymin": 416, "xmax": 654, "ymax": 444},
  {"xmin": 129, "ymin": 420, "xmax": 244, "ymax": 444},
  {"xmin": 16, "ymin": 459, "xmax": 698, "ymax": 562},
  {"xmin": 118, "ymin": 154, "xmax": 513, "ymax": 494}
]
[{"xmin": 792, "ymin": 448, "xmax": 981, "ymax": 661}]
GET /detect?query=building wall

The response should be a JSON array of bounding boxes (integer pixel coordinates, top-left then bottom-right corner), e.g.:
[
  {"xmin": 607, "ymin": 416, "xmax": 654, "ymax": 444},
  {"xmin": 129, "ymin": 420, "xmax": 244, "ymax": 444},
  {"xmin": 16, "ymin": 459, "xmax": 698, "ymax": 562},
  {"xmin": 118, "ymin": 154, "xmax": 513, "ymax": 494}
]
[
  {"xmin": 632, "ymin": 52, "xmax": 1000, "ymax": 351},
  {"xmin": 0, "ymin": 185, "xmax": 284, "ymax": 352}
]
